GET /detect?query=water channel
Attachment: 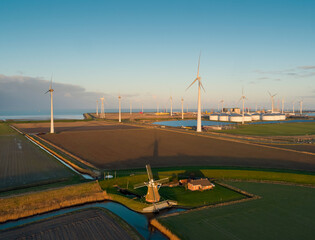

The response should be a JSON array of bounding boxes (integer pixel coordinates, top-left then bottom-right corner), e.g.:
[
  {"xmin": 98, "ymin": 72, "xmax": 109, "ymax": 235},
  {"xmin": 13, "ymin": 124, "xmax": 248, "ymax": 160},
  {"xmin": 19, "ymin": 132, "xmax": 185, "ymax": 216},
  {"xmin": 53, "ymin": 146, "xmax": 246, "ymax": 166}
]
[{"xmin": 0, "ymin": 201, "xmax": 185, "ymax": 240}]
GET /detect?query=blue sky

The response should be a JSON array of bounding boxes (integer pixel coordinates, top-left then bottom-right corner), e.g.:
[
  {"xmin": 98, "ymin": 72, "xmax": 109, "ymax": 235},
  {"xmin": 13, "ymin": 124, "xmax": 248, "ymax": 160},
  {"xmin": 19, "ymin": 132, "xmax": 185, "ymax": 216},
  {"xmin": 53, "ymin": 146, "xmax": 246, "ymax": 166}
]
[{"xmin": 0, "ymin": 0, "xmax": 314, "ymax": 111}]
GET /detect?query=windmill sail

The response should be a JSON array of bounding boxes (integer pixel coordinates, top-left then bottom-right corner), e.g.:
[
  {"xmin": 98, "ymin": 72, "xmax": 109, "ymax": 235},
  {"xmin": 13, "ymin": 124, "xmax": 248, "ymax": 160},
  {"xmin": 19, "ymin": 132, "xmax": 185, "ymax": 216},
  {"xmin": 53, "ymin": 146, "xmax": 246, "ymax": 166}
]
[{"xmin": 146, "ymin": 164, "xmax": 153, "ymax": 181}]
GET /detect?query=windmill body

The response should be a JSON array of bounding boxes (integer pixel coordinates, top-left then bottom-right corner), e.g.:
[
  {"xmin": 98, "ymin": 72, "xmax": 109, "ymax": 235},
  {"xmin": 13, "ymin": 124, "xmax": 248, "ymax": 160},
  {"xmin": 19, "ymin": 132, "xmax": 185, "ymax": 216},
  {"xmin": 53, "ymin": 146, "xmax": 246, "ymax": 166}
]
[
  {"xmin": 45, "ymin": 77, "xmax": 54, "ymax": 134},
  {"xmin": 100, "ymin": 97, "xmax": 105, "ymax": 118},
  {"xmin": 170, "ymin": 96, "xmax": 173, "ymax": 116},
  {"xmin": 268, "ymin": 92, "xmax": 277, "ymax": 113},
  {"xmin": 239, "ymin": 89, "xmax": 247, "ymax": 125},
  {"xmin": 96, "ymin": 100, "xmax": 99, "ymax": 116},
  {"xmin": 134, "ymin": 165, "xmax": 168, "ymax": 203},
  {"xmin": 181, "ymin": 98, "xmax": 184, "ymax": 120},
  {"xmin": 118, "ymin": 96, "xmax": 122, "ymax": 122},
  {"xmin": 186, "ymin": 53, "xmax": 204, "ymax": 132}
]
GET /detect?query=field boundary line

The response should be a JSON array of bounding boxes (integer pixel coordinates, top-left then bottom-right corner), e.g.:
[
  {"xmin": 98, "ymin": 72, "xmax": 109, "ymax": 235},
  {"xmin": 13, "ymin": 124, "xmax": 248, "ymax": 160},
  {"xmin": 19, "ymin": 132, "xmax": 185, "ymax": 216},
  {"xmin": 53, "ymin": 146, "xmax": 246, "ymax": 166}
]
[
  {"xmin": 157, "ymin": 127, "xmax": 315, "ymax": 157},
  {"xmin": 226, "ymin": 179, "xmax": 315, "ymax": 188},
  {"xmin": 35, "ymin": 135, "xmax": 98, "ymax": 169},
  {"xmin": 150, "ymin": 219, "xmax": 181, "ymax": 240}
]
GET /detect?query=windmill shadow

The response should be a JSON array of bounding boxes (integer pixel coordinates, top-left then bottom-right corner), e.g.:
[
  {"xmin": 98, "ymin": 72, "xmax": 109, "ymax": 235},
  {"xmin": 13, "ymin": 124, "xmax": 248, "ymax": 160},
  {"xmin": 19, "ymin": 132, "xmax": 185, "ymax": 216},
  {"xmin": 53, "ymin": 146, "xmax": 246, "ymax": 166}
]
[{"xmin": 150, "ymin": 133, "xmax": 160, "ymax": 180}]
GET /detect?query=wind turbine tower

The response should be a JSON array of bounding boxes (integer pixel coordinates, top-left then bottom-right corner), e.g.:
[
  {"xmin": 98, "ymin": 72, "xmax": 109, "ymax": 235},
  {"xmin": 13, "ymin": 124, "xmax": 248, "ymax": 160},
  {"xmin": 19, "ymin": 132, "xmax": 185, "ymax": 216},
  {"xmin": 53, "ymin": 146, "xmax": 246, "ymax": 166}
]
[
  {"xmin": 292, "ymin": 101, "xmax": 295, "ymax": 113},
  {"xmin": 45, "ymin": 76, "xmax": 55, "ymax": 134},
  {"xmin": 170, "ymin": 96, "xmax": 173, "ymax": 116},
  {"xmin": 130, "ymin": 100, "xmax": 132, "ymax": 115},
  {"xmin": 118, "ymin": 95, "xmax": 122, "ymax": 122},
  {"xmin": 100, "ymin": 97, "xmax": 105, "ymax": 118},
  {"xmin": 268, "ymin": 92, "xmax": 277, "ymax": 113},
  {"xmin": 239, "ymin": 89, "xmax": 247, "ymax": 125},
  {"xmin": 281, "ymin": 98, "xmax": 284, "ymax": 114},
  {"xmin": 181, "ymin": 98, "xmax": 184, "ymax": 120},
  {"xmin": 186, "ymin": 53, "xmax": 204, "ymax": 132},
  {"xmin": 96, "ymin": 100, "xmax": 99, "ymax": 116},
  {"xmin": 220, "ymin": 100, "xmax": 224, "ymax": 112},
  {"xmin": 300, "ymin": 100, "xmax": 303, "ymax": 115}
]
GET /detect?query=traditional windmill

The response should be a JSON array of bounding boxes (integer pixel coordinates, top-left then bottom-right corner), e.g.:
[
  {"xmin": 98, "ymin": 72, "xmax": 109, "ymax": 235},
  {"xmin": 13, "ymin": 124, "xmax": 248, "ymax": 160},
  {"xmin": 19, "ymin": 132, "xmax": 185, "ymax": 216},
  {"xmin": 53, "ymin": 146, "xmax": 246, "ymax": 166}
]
[{"xmin": 134, "ymin": 164, "xmax": 168, "ymax": 203}]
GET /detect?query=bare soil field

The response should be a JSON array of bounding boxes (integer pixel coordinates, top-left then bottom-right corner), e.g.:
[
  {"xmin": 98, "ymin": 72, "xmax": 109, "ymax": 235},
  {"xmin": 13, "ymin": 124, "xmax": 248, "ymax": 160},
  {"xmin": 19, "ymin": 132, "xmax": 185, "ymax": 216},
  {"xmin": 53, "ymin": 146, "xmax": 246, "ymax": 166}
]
[
  {"xmin": 0, "ymin": 126, "xmax": 74, "ymax": 191},
  {"xmin": 41, "ymin": 127, "xmax": 315, "ymax": 171},
  {"xmin": 14, "ymin": 121, "xmax": 140, "ymax": 134},
  {"xmin": 265, "ymin": 144, "xmax": 315, "ymax": 154},
  {"xmin": 0, "ymin": 208, "xmax": 141, "ymax": 240},
  {"xmin": 91, "ymin": 111, "xmax": 195, "ymax": 120}
]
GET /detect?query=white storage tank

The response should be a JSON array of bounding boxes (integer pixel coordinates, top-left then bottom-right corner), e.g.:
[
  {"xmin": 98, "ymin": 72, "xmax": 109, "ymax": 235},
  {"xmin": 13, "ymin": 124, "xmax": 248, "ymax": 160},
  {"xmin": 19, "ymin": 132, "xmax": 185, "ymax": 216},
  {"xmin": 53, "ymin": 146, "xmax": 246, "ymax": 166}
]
[
  {"xmin": 262, "ymin": 113, "xmax": 281, "ymax": 121},
  {"xmin": 279, "ymin": 114, "xmax": 286, "ymax": 120},
  {"xmin": 251, "ymin": 113, "xmax": 261, "ymax": 121},
  {"xmin": 230, "ymin": 114, "xmax": 243, "ymax": 122},
  {"xmin": 209, "ymin": 113, "xmax": 219, "ymax": 121},
  {"xmin": 243, "ymin": 113, "xmax": 253, "ymax": 122},
  {"xmin": 219, "ymin": 113, "xmax": 230, "ymax": 122}
]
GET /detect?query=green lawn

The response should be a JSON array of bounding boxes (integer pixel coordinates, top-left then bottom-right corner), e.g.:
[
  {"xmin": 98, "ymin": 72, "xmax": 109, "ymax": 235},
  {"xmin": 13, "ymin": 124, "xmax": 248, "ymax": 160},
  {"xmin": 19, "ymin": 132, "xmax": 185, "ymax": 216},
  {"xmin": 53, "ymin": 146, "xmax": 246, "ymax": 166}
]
[
  {"xmin": 158, "ymin": 181, "xmax": 315, "ymax": 240},
  {"xmin": 219, "ymin": 122, "xmax": 315, "ymax": 136},
  {"xmin": 99, "ymin": 172, "xmax": 247, "ymax": 210},
  {"xmin": 159, "ymin": 184, "xmax": 245, "ymax": 207}
]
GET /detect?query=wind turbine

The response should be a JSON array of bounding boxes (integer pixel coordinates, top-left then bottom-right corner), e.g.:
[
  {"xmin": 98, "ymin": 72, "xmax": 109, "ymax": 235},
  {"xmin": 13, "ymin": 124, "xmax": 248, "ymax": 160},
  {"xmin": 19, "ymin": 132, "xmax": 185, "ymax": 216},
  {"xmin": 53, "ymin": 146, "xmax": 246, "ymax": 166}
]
[
  {"xmin": 45, "ymin": 75, "xmax": 54, "ymax": 134},
  {"xmin": 239, "ymin": 88, "xmax": 247, "ymax": 125},
  {"xmin": 100, "ymin": 97, "xmax": 105, "ymax": 118},
  {"xmin": 118, "ymin": 95, "xmax": 122, "ymax": 122},
  {"xmin": 220, "ymin": 100, "xmax": 224, "ymax": 113},
  {"xmin": 186, "ymin": 53, "xmax": 205, "ymax": 132},
  {"xmin": 181, "ymin": 98, "xmax": 184, "ymax": 120},
  {"xmin": 170, "ymin": 96, "xmax": 173, "ymax": 116},
  {"xmin": 281, "ymin": 98, "xmax": 284, "ymax": 114},
  {"xmin": 292, "ymin": 101, "xmax": 295, "ymax": 114},
  {"xmin": 96, "ymin": 100, "xmax": 99, "ymax": 116},
  {"xmin": 299, "ymin": 100, "xmax": 303, "ymax": 115},
  {"xmin": 130, "ymin": 100, "xmax": 132, "ymax": 115},
  {"xmin": 268, "ymin": 91, "xmax": 277, "ymax": 113}
]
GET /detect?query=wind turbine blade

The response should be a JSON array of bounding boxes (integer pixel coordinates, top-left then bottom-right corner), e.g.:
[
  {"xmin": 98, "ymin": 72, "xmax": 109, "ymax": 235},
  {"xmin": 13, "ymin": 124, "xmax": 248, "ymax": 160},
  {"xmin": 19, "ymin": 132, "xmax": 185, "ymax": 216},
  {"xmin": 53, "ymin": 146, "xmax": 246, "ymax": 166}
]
[
  {"xmin": 268, "ymin": 91, "xmax": 271, "ymax": 96},
  {"xmin": 186, "ymin": 78, "xmax": 198, "ymax": 91},
  {"xmin": 272, "ymin": 93, "xmax": 277, "ymax": 97},
  {"xmin": 45, "ymin": 90, "xmax": 50, "ymax": 94},
  {"xmin": 200, "ymin": 80, "xmax": 206, "ymax": 92}
]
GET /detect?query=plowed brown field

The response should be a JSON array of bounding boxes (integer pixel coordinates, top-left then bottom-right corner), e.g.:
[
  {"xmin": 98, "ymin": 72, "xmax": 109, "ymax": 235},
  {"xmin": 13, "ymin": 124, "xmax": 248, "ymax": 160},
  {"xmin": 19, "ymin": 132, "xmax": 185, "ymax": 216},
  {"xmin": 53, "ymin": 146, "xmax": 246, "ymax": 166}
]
[
  {"xmin": 0, "ymin": 208, "xmax": 141, "ymax": 240},
  {"xmin": 39, "ymin": 125, "xmax": 315, "ymax": 171}
]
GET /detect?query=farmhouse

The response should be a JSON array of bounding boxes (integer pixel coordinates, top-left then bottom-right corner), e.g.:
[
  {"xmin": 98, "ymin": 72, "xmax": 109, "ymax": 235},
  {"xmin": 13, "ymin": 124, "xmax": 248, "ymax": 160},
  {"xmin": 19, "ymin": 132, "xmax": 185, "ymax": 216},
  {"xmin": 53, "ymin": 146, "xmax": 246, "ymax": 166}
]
[{"xmin": 187, "ymin": 178, "xmax": 215, "ymax": 191}]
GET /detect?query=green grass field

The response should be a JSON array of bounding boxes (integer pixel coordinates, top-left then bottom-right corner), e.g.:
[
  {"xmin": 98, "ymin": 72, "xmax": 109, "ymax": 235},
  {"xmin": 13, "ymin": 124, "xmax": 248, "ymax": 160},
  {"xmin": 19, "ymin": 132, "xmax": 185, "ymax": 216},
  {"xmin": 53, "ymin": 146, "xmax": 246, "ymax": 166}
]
[
  {"xmin": 99, "ymin": 172, "xmax": 246, "ymax": 210},
  {"xmin": 158, "ymin": 181, "xmax": 315, "ymax": 240},
  {"xmin": 219, "ymin": 122, "xmax": 315, "ymax": 136},
  {"xmin": 0, "ymin": 123, "xmax": 15, "ymax": 135}
]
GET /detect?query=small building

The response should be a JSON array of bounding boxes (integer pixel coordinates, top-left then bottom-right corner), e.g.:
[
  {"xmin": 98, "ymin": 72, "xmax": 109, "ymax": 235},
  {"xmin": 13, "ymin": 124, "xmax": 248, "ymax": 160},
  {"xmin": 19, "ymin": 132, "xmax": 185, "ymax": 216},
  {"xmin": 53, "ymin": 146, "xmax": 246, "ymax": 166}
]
[{"xmin": 187, "ymin": 178, "xmax": 215, "ymax": 191}]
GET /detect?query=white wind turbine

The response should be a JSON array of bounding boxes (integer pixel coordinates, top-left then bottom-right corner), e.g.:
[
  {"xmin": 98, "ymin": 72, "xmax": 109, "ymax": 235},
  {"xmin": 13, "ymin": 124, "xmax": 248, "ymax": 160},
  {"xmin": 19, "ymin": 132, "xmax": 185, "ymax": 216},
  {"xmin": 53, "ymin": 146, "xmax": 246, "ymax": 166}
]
[
  {"xmin": 100, "ymin": 97, "xmax": 105, "ymax": 118},
  {"xmin": 281, "ymin": 98, "xmax": 284, "ymax": 114},
  {"xmin": 181, "ymin": 97, "xmax": 184, "ymax": 120},
  {"xmin": 299, "ymin": 100, "xmax": 303, "ymax": 115},
  {"xmin": 45, "ymin": 75, "xmax": 54, "ymax": 133},
  {"xmin": 170, "ymin": 96, "xmax": 173, "ymax": 116},
  {"xmin": 96, "ymin": 100, "xmax": 99, "ymax": 116},
  {"xmin": 186, "ymin": 53, "xmax": 205, "ymax": 132},
  {"xmin": 268, "ymin": 91, "xmax": 277, "ymax": 113},
  {"xmin": 220, "ymin": 99, "xmax": 224, "ymax": 112},
  {"xmin": 118, "ymin": 95, "xmax": 122, "ymax": 122},
  {"xmin": 239, "ymin": 88, "xmax": 247, "ymax": 125},
  {"xmin": 292, "ymin": 101, "xmax": 295, "ymax": 114},
  {"xmin": 130, "ymin": 100, "xmax": 132, "ymax": 115}
]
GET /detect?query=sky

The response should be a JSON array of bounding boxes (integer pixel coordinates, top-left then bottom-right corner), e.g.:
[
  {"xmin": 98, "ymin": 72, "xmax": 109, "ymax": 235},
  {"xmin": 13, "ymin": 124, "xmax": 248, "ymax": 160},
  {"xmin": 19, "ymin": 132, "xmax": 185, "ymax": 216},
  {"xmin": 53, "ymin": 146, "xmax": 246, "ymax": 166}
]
[{"xmin": 0, "ymin": 0, "xmax": 315, "ymax": 112}]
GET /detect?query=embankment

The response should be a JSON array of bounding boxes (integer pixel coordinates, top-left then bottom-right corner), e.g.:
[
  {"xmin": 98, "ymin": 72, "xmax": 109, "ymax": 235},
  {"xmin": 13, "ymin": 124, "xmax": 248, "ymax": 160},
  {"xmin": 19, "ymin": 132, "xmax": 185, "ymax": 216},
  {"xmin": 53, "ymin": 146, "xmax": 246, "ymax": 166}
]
[{"xmin": 0, "ymin": 181, "xmax": 110, "ymax": 223}]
